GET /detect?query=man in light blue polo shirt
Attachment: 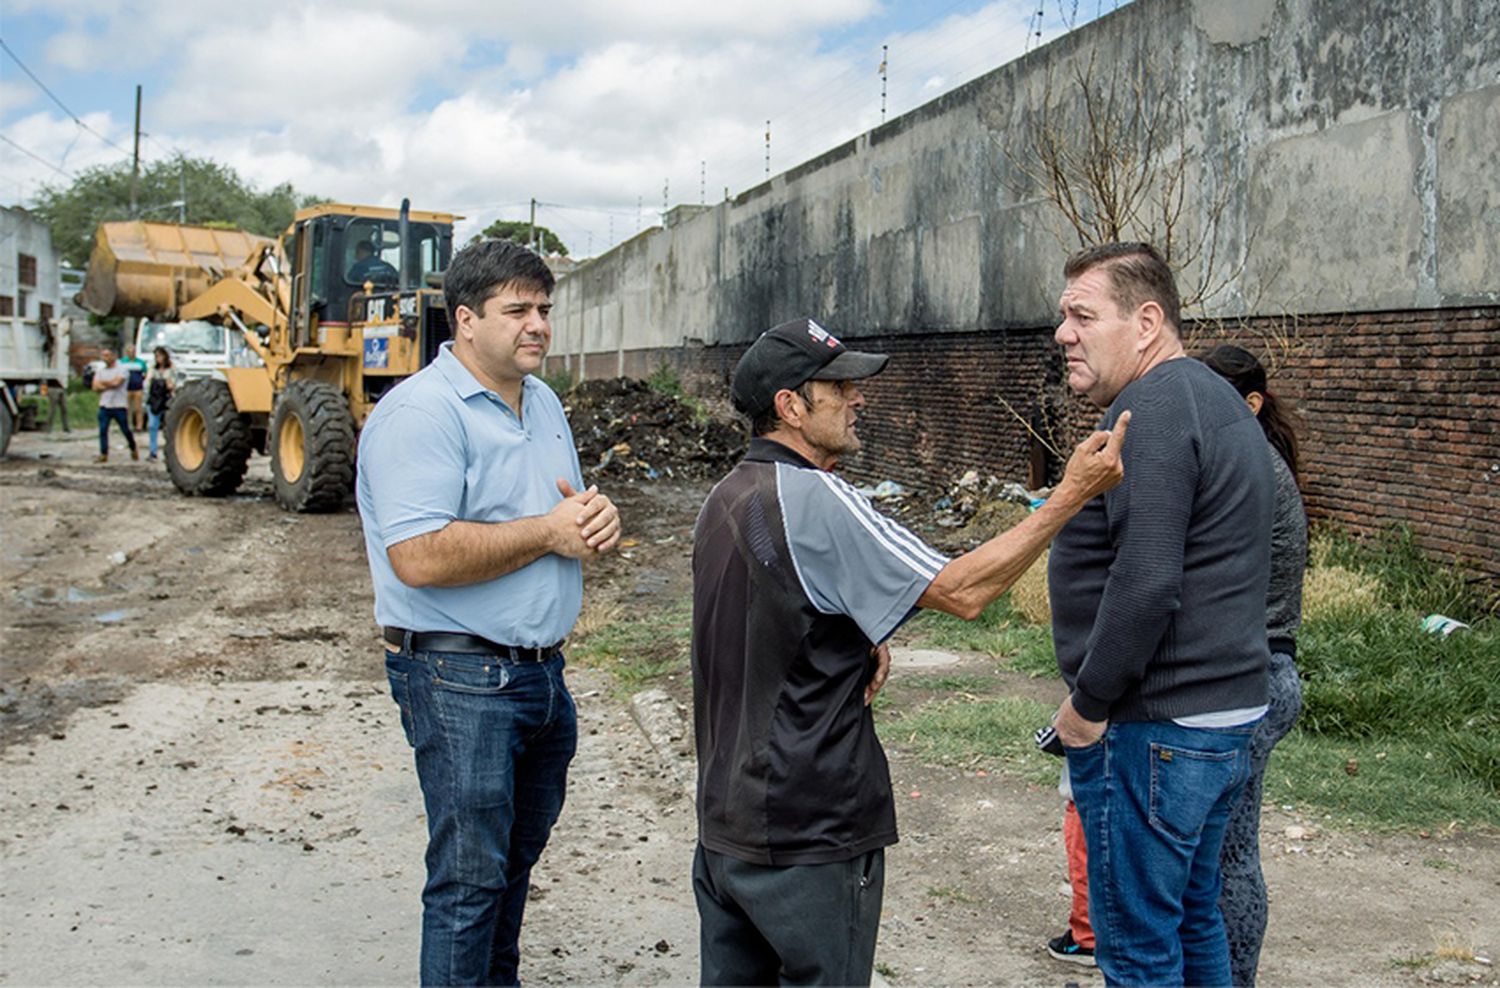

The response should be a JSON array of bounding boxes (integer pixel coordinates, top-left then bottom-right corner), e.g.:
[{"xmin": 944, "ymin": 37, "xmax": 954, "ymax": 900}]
[{"xmin": 357, "ymin": 238, "xmax": 621, "ymax": 986}]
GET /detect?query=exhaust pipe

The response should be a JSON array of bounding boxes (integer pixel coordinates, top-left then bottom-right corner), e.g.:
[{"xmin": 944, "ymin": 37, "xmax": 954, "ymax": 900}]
[{"xmin": 398, "ymin": 198, "xmax": 411, "ymax": 291}]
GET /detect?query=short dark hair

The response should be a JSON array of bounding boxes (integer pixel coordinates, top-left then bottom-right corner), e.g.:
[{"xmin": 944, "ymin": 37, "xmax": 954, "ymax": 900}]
[
  {"xmin": 444, "ymin": 238, "xmax": 555, "ymax": 320},
  {"xmin": 1063, "ymin": 242, "xmax": 1181, "ymax": 333},
  {"xmin": 749, "ymin": 382, "xmax": 815, "ymax": 437}
]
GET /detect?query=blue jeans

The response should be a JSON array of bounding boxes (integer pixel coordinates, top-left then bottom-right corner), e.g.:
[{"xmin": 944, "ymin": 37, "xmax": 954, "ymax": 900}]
[
  {"xmin": 385, "ymin": 644, "xmax": 577, "ymax": 987},
  {"xmin": 147, "ymin": 408, "xmax": 164, "ymax": 456},
  {"xmin": 97, "ymin": 407, "xmax": 136, "ymax": 455},
  {"xmin": 1067, "ymin": 719, "xmax": 1256, "ymax": 987}
]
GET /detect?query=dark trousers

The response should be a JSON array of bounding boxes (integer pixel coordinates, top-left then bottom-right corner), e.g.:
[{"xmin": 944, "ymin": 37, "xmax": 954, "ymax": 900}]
[
  {"xmin": 48, "ymin": 388, "xmax": 70, "ymax": 431},
  {"xmin": 97, "ymin": 407, "xmax": 136, "ymax": 454},
  {"xmin": 693, "ymin": 843, "xmax": 884, "ymax": 986},
  {"xmin": 385, "ymin": 646, "xmax": 577, "ymax": 987}
]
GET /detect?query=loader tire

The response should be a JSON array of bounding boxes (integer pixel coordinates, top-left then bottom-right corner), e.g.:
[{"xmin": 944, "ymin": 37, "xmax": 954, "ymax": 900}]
[
  {"xmin": 164, "ymin": 379, "xmax": 252, "ymax": 496},
  {"xmin": 270, "ymin": 379, "xmax": 354, "ymax": 513}
]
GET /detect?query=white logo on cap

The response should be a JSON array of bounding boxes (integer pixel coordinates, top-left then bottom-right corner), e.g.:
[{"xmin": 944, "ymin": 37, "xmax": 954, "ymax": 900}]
[{"xmin": 807, "ymin": 320, "xmax": 841, "ymax": 348}]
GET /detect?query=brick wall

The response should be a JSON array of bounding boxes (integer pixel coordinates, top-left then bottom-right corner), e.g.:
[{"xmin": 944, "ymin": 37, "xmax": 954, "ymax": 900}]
[
  {"xmin": 1190, "ymin": 308, "xmax": 1499, "ymax": 580},
  {"xmin": 550, "ymin": 306, "xmax": 1499, "ymax": 579}
]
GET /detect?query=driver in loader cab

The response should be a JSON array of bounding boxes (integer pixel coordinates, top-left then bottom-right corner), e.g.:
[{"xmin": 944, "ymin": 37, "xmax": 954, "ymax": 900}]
[{"xmin": 347, "ymin": 239, "xmax": 399, "ymax": 288}]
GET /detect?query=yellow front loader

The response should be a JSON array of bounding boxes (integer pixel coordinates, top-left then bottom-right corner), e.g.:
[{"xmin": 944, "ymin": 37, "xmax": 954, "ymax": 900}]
[{"xmin": 81, "ymin": 201, "xmax": 459, "ymax": 511}]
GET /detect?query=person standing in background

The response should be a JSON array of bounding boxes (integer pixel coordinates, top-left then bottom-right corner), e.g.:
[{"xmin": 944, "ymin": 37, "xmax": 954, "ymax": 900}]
[
  {"xmin": 92, "ymin": 347, "xmax": 138, "ymax": 463},
  {"xmin": 1200, "ymin": 344, "xmax": 1308, "ymax": 988},
  {"xmin": 121, "ymin": 343, "xmax": 148, "ymax": 431},
  {"xmin": 144, "ymin": 347, "xmax": 178, "ymax": 462}
]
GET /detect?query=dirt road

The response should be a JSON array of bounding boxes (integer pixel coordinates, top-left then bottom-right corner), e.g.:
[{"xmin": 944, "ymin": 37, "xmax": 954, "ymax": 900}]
[{"xmin": 2, "ymin": 427, "xmax": 1496, "ymax": 986}]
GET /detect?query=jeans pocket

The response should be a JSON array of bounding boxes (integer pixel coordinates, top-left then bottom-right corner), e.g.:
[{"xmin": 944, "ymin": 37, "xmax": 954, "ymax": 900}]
[
  {"xmin": 427, "ymin": 650, "xmax": 512, "ymax": 695},
  {"xmin": 385, "ymin": 660, "xmax": 416, "ymax": 748},
  {"xmin": 1149, "ymin": 742, "xmax": 1237, "ymax": 843}
]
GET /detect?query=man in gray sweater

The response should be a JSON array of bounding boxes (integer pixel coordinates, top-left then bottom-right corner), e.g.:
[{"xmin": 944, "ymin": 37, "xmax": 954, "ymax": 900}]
[{"xmin": 1047, "ymin": 243, "xmax": 1273, "ymax": 987}]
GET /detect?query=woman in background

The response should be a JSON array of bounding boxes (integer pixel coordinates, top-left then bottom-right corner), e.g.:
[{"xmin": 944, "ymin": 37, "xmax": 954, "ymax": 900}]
[
  {"xmin": 144, "ymin": 347, "xmax": 178, "ymax": 462},
  {"xmin": 1201, "ymin": 344, "xmax": 1308, "ymax": 988}
]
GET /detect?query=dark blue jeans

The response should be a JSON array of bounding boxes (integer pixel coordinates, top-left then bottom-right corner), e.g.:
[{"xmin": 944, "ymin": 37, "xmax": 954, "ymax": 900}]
[
  {"xmin": 97, "ymin": 407, "xmax": 136, "ymax": 455},
  {"xmin": 1067, "ymin": 719, "xmax": 1256, "ymax": 987},
  {"xmin": 386, "ymin": 645, "xmax": 577, "ymax": 987}
]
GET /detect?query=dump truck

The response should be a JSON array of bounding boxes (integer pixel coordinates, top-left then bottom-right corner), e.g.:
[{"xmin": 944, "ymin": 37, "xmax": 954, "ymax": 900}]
[
  {"xmin": 0, "ymin": 315, "xmax": 69, "ymax": 456},
  {"xmin": 78, "ymin": 203, "xmax": 458, "ymax": 510}
]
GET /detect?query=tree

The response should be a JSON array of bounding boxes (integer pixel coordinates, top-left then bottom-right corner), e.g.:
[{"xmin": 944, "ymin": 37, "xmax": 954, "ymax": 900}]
[
  {"xmin": 32, "ymin": 154, "xmax": 326, "ymax": 268},
  {"xmin": 1007, "ymin": 52, "xmax": 1237, "ymax": 315},
  {"xmin": 473, "ymin": 219, "xmax": 569, "ymax": 257}
]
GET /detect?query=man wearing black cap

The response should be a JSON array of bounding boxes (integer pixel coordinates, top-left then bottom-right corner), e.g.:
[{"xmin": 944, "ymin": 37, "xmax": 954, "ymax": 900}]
[{"xmin": 690, "ymin": 317, "xmax": 1131, "ymax": 985}]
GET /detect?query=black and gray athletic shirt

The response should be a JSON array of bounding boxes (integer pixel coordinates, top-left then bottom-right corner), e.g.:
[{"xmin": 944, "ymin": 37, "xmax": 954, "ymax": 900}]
[{"xmin": 691, "ymin": 438, "xmax": 949, "ymax": 865}]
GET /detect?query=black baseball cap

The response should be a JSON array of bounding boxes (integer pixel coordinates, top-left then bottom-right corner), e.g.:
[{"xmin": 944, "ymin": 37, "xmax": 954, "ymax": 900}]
[{"xmin": 731, "ymin": 318, "xmax": 889, "ymax": 417}]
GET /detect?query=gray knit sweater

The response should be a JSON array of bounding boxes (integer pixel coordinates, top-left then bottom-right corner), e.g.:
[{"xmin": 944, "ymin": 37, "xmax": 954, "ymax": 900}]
[
  {"xmin": 1048, "ymin": 359, "xmax": 1274, "ymax": 723},
  {"xmin": 1266, "ymin": 447, "xmax": 1307, "ymax": 655}
]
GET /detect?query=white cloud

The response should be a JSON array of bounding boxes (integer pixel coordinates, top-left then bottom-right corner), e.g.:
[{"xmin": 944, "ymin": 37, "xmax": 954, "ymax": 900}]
[
  {"xmin": 0, "ymin": 80, "xmax": 39, "ymax": 117},
  {"xmin": 4, "ymin": 0, "xmax": 1067, "ymax": 254}
]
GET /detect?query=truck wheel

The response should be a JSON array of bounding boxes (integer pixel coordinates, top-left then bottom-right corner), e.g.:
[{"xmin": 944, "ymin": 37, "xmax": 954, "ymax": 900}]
[
  {"xmin": 270, "ymin": 379, "xmax": 354, "ymax": 513},
  {"xmin": 165, "ymin": 379, "xmax": 252, "ymax": 495},
  {"xmin": 0, "ymin": 401, "xmax": 13, "ymax": 457}
]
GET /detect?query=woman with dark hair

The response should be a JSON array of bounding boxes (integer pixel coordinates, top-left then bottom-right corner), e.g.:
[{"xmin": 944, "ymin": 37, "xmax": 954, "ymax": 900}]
[
  {"xmin": 1201, "ymin": 343, "xmax": 1307, "ymax": 987},
  {"xmin": 144, "ymin": 347, "xmax": 178, "ymax": 462}
]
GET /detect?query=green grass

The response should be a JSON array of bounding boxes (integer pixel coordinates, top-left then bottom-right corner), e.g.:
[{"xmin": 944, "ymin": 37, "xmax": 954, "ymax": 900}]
[
  {"xmin": 879, "ymin": 695, "xmax": 1061, "ymax": 787},
  {"xmin": 902, "ymin": 598, "xmax": 1055, "ymax": 676},
  {"xmin": 16, "ymin": 386, "xmax": 97, "ymax": 431},
  {"xmin": 885, "ymin": 523, "xmax": 1499, "ymax": 832},
  {"xmin": 645, "ymin": 363, "xmax": 709, "ymax": 423},
  {"xmin": 1314, "ymin": 524, "xmax": 1494, "ymax": 621},
  {"xmin": 568, "ymin": 601, "xmax": 691, "ymax": 693},
  {"xmin": 540, "ymin": 369, "xmax": 575, "ymax": 396},
  {"xmin": 1267, "ymin": 730, "xmax": 1500, "ymax": 830},
  {"xmin": 896, "ymin": 674, "xmax": 994, "ymax": 694}
]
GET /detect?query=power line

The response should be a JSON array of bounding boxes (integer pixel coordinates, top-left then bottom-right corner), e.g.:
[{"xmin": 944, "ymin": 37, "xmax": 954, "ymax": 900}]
[
  {"xmin": 0, "ymin": 134, "xmax": 74, "ymax": 179},
  {"xmin": 0, "ymin": 36, "xmax": 134, "ymax": 157}
]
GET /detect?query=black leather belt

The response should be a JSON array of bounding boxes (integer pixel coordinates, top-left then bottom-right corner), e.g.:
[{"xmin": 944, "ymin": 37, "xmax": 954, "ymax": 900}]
[{"xmin": 384, "ymin": 627, "xmax": 562, "ymax": 662}]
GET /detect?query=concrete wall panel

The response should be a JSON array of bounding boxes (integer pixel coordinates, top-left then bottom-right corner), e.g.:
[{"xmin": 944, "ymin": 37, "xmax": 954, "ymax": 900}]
[
  {"xmin": 1247, "ymin": 112, "xmax": 1423, "ymax": 313},
  {"xmin": 1437, "ymin": 83, "xmax": 1500, "ymax": 302}
]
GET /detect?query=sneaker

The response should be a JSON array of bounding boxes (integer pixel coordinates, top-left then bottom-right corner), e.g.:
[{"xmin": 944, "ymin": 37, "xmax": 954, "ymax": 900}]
[
  {"xmin": 1047, "ymin": 929, "xmax": 1096, "ymax": 967},
  {"xmin": 147, "ymin": 453, "xmax": 158, "ymax": 461},
  {"xmin": 130, "ymin": 448, "xmax": 140, "ymax": 461}
]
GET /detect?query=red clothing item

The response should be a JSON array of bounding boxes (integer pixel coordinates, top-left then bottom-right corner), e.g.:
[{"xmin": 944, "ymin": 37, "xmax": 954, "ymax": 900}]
[{"xmin": 1065, "ymin": 800, "xmax": 1095, "ymax": 948}]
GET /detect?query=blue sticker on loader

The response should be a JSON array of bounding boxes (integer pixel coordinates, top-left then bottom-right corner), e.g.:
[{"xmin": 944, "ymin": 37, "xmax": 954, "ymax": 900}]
[{"xmin": 364, "ymin": 337, "xmax": 389, "ymax": 369}]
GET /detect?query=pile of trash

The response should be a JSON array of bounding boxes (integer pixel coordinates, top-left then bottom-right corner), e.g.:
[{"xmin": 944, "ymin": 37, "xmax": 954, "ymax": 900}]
[
  {"xmin": 566, "ymin": 377, "xmax": 744, "ymax": 482},
  {"xmin": 878, "ymin": 470, "xmax": 1047, "ymax": 551}
]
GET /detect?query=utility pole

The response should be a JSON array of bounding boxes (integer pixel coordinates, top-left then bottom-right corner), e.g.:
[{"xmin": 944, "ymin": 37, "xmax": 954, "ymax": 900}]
[
  {"xmin": 129, "ymin": 85, "xmax": 142, "ymax": 217},
  {"xmin": 765, "ymin": 120, "xmax": 771, "ymax": 177},
  {"xmin": 880, "ymin": 45, "xmax": 888, "ymax": 123},
  {"xmin": 178, "ymin": 156, "xmax": 187, "ymax": 223},
  {"xmin": 663, "ymin": 178, "xmax": 669, "ymax": 216},
  {"xmin": 700, "ymin": 161, "xmax": 706, "ymax": 204},
  {"xmin": 529, "ymin": 197, "xmax": 537, "ymax": 253}
]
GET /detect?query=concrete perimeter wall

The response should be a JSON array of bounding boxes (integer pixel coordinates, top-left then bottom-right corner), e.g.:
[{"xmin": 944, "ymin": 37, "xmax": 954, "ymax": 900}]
[{"xmin": 549, "ymin": 0, "xmax": 1500, "ymax": 578}]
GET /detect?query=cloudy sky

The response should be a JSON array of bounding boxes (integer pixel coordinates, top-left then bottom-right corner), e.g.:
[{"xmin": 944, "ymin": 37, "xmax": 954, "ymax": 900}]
[{"xmin": 1, "ymin": 0, "xmax": 1113, "ymax": 257}]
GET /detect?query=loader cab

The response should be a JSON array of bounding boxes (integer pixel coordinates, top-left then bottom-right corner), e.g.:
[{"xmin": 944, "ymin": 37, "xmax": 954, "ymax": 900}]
[{"xmin": 284, "ymin": 206, "xmax": 454, "ymax": 350}]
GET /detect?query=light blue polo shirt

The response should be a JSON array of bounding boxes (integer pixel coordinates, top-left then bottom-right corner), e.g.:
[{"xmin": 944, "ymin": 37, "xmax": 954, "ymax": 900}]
[{"xmin": 356, "ymin": 343, "xmax": 584, "ymax": 647}]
